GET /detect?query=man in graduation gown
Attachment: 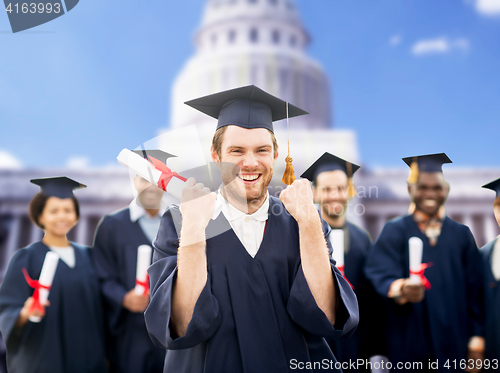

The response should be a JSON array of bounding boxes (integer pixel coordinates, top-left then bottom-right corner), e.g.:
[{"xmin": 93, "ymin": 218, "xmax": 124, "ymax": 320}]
[
  {"xmin": 144, "ymin": 85, "xmax": 359, "ymax": 373},
  {"xmin": 93, "ymin": 162, "xmax": 167, "ymax": 373},
  {"xmin": 480, "ymin": 178, "xmax": 500, "ymax": 367},
  {"xmin": 301, "ymin": 152, "xmax": 387, "ymax": 372},
  {"xmin": 365, "ymin": 153, "xmax": 484, "ymax": 373}
]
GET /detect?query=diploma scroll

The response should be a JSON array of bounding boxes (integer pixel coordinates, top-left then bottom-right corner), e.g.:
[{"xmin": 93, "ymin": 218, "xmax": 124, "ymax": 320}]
[
  {"xmin": 329, "ymin": 229, "xmax": 345, "ymax": 269},
  {"xmin": 117, "ymin": 149, "xmax": 222, "ymax": 220},
  {"xmin": 409, "ymin": 236, "xmax": 423, "ymax": 285},
  {"xmin": 29, "ymin": 251, "xmax": 60, "ymax": 323},
  {"xmin": 135, "ymin": 245, "xmax": 152, "ymax": 296}
]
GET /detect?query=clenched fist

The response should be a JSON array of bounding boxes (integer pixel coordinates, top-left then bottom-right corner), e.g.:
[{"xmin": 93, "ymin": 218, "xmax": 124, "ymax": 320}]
[
  {"xmin": 180, "ymin": 177, "xmax": 217, "ymax": 230},
  {"xmin": 279, "ymin": 179, "xmax": 318, "ymax": 225}
]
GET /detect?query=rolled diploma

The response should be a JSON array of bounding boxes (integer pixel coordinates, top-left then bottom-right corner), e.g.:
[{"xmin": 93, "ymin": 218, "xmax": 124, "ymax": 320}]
[
  {"xmin": 117, "ymin": 149, "xmax": 222, "ymax": 219},
  {"xmin": 135, "ymin": 245, "xmax": 152, "ymax": 295},
  {"xmin": 409, "ymin": 236, "xmax": 423, "ymax": 284},
  {"xmin": 329, "ymin": 229, "xmax": 345, "ymax": 270},
  {"xmin": 29, "ymin": 251, "xmax": 59, "ymax": 323}
]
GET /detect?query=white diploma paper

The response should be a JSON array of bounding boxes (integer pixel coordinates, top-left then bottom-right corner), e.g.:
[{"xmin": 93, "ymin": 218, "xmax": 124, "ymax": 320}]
[
  {"xmin": 409, "ymin": 236, "xmax": 423, "ymax": 284},
  {"xmin": 29, "ymin": 251, "xmax": 59, "ymax": 323},
  {"xmin": 329, "ymin": 229, "xmax": 345, "ymax": 269},
  {"xmin": 135, "ymin": 245, "xmax": 152, "ymax": 295}
]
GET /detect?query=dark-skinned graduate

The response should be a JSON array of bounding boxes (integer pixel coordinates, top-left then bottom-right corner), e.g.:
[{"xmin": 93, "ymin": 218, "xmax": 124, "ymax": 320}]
[
  {"xmin": 92, "ymin": 152, "xmax": 169, "ymax": 373},
  {"xmin": 301, "ymin": 152, "xmax": 387, "ymax": 372},
  {"xmin": 0, "ymin": 177, "xmax": 107, "ymax": 373},
  {"xmin": 480, "ymin": 178, "xmax": 500, "ymax": 370},
  {"xmin": 144, "ymin": 85, "xmax": 359, "ymax": 373},
  {"xmin": 365, "ymin": 153, "xmax": 484, "ymax": 373}
]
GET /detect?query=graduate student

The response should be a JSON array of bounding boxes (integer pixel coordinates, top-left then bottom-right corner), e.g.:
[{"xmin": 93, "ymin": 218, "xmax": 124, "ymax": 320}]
[
  {"xmin": 301, "ymin": 152, "xmax": 386, "ymax": 372},
  {"xmin": 0, "ymin": 177, "xmax": 107, "ymax": 373},
  {"xmin": 92, "ymin": 153, "xmax": 168, "ymax": 373},
  {"xmin": 145, "ymin": 85, "xmax": 359, "ymax": 373},
  {"xmin": 480, "ymin": 178, "xmax": 500, "ymax": 366},
  {"xmin": 364, "ymin": 153, "xmax": 484, "ymax": 373}
]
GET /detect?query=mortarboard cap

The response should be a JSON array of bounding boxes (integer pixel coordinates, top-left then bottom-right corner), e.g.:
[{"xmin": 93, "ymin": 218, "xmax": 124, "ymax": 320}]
[
  {"xmin": 301, "ymin": 152, "xmax": 361, "ymax": 182},
  {"xmin": 132, "ymin": 149, "xmax": 177, "ymax": 165},
  {"xmin": 301, "ymin": 152, "xmax": 360, "ymax": 198},
  {"xmin": 30, "ymin": 176, "xmax": 86, "ymax": 199},
  {"xmin": 482, "ymin": 178, "xmax": 500, "ymax": 199},
  {"xmin": 184, "ymin": 85, "xmax": 308, "ymax": 133},
  {"xmin": 402, "ymin": 153, "xmax": 452, "ymax": 184}
]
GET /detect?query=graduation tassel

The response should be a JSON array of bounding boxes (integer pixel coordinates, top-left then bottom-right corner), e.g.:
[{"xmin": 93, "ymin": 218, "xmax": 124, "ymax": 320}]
[
  {"xmin": 282, "ymin": 102, "xmax": 296, "ymax": 185},
  {"xmin": 346, "ymin": 162, "xmax": 357, "ymax": 198},
  {"xmin": 407, "ymin": 157, "xmax": 419, "ymax": 184}
]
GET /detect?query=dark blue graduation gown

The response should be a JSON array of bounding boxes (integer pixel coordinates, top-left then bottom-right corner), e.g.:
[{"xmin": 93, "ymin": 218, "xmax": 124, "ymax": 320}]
[
  {"xmin": 365, "ymin": 215, "xmax": 484, "ymax": 372},
  {"xmin": 92, "ymin": 207, "xmax": 165, "ymax": 373},
  {"xmin": 481, "ymin": 238, "xmax": 500, "ymax": 363},
  {"xmin": 0, "ymin": 241, "xmax": 107, "ymax": 373},
  {"xmin": 329, "ymin": 222, "xmax": 386, "ymax": 372},
  {"xmin": 145, "ymin": 196, "xmax": 359, "ymax": 373}
]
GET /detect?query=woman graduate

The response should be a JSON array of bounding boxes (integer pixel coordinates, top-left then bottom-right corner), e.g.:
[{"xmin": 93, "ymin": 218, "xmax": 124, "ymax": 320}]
[{"xmin": 0, "ymin": 177, "xmax": 107, "ymax": 373}]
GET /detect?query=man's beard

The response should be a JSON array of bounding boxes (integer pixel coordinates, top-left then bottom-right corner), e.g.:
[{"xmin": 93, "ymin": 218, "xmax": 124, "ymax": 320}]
[{"xmin": 321, "ymin": 201, "xmax": 346, "ymax": 218}]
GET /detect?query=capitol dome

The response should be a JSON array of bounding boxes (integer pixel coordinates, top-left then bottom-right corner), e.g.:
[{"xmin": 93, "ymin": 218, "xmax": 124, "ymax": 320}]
[{"xmin": 170, "ymin": 0, "xmax": 331, "ymax": 131}]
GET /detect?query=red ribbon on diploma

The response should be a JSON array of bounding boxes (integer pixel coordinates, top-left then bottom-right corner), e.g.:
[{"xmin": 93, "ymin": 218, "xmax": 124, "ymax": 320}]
[
  {"xmin": 22, "ymin": 268, "xmax": 50, "ymax": 315},
  {"xmin": 136, "ymin": 274, "xmax": 150, "ymax": 296},
  {"xmin": 337, "ymin": 265, "xmax": 354, "ymax": 289},
  {"xmin": 409, "ymin": 262, "xmax": 433, "ymax": 290},
  {"xmin": 147, "ymin": 156, "xmax": 187, "ymax": 191}
]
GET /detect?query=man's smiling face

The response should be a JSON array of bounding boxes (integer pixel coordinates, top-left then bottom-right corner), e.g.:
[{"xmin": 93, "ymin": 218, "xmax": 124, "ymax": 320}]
[{"xmin": 212, "ymin": 125, "xmax": 278, "ymax": 208}]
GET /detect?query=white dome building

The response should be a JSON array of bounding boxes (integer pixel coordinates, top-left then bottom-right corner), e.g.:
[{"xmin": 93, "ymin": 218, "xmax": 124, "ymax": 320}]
[{"xmin": 164, "ymin": 0, "xmax": 359, "ymax": 178}]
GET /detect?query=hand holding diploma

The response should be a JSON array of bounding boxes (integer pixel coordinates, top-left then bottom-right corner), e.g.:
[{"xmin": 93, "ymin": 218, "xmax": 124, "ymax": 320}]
[{"xmin": 401, "ymin": 237, "xmax": 432, "ymax": 303}]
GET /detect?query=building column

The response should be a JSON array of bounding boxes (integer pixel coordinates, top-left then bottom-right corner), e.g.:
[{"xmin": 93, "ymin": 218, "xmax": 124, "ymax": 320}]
[
  {"xmin": 484, "ymin": 215, "xmax": 499, "ymax": 244},
  {"xmin": 30, "ymin": 222, "xmax": 42, "ymax": 243},
  {"xmin": 462, "ymin": 214, "xmax": 474, "ymax": 230},
  {"xmin": 1, "ymin": 215, "xmax": 21, "ymax": 279},
  {"xmin": 76, "ymin": 216, "xmax": 89, "ymax": 246}
]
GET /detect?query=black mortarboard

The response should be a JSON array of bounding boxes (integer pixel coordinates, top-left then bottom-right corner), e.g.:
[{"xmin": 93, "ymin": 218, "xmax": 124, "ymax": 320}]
[
  {"xmin": 301, "ymin": 152, "xmax": 360, "ymax": 198},
  {"xmin": 184, "ymin": 85, "xmax": 308, "ymax": 133},
  {"xmin": 301, "ymin": 152, "xmax": 361, "ymax": 182},
  {"xmin": 132, "ymin": 149, "xmax": 177, "ymax": 165},
  {"xmin": 482, "ymin": 178, "xmax": 500, "ymax": 198},
  {"xmin": 30, "ymin": 177, "xmax": 86, "ymax": 199},
  {"xmin": 402, "ymin": 153, "xmax": 452, "ymax": 183}
]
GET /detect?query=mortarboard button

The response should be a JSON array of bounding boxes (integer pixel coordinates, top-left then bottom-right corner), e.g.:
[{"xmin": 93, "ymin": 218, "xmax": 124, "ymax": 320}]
[
  {"xmin": 184, "ymin": 85, "xmax": 308, "ymax": 133},
  {"xmin": 30, "ymin": 176, "xmax": 86, "ymax": 199}
]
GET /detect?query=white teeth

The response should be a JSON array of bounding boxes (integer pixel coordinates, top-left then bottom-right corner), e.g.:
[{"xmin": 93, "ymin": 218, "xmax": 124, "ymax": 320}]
[
  {"xmin": 240, "ymin": 174, "xmax": 259, "ymax": 181},
  {"xmin": 423, "ymin": 200, "xmax": 437, "ymax": 206}
]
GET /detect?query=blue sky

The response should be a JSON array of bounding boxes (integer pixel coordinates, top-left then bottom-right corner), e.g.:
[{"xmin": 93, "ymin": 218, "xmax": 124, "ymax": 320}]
[{"xmin": 0, "ymin": 0, "xmax": 499, "ymax": 170}]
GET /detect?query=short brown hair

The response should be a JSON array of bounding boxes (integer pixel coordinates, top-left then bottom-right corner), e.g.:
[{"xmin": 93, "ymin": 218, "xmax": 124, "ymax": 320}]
[
  {"xmin": 211, "ymin": 125, "xmax": 278, "ymax": 160},
  {"xmin": 29, "ymin": 192, "xmax": 80, "ymax": 229}
]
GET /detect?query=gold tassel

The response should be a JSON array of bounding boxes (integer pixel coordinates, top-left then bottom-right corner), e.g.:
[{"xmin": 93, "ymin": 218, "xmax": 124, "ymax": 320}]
[
  {"xmin": 407, "ymin": 157, "xmax": 419, "ymax": 184},
  {"xmin": 282, "ymin": 102, "xmax": 296, "ymax": 185},
  {"xmin": 346, "ymin": 162, "xmax": 356, "ymax": 198},
  {"xmin": 408, "ymin": 202, "xmax": 415, "ymax": 214},
  {"xmin": 282, "ymin": 155, "xmax": 296, "ymax": 185}
]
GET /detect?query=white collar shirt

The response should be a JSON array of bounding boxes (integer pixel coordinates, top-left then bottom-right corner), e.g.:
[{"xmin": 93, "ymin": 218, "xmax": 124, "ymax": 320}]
[{"xmin": 217, "ymin": 192, "xmax": 270, "ymax": 258}]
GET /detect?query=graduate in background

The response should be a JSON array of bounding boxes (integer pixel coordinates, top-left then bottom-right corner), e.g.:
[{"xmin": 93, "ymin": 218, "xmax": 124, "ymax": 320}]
[
  {"xmin": 365, "ymin": 153, "xmax": 484, "ymax": 373},
  {"xmin": 92, "ymin": 152, "xmax": 167, "ymax": 373},
  {"xmin": 301, "ymin": 152, "xmax": 386, "ymax": 372},
  {"xmin": 0, "ymin": 177, "xmax": 107, "ymax": 373},
  {"xmin": 480, "ymin": 178, "xmax": 500, "ymax": 366},
  {"xmin": 145, "ymin": 85, "xmax": 359, "ymax": 373}
]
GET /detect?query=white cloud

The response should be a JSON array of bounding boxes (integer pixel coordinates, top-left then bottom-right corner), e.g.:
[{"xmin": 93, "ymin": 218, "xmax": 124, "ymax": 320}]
[
  {"xmin": 66, "ymin": 156, "xmax": 90, "ymax": 169},
  {"xmin": 389, "ymin": 34, "xmax": 402, "ymax": 46},
  {"xmin": 411, "ymin": 37, "xmax": 470, "ymax": 56},
  {"xmin": 0, "ymin": 150, "xmax": 23, "ymax": 169},
  {"xmin": 475, "ymin": 0, "xmax": 500, "ymax": 16}
]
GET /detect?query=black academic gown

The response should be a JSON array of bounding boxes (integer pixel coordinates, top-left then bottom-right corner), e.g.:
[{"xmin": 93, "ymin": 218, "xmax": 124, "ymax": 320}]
[
  {"xmin": 481, "ymin": 238, "xmax": 500, "ymax": 365},
  {"xmin": 92, "ymin": 207, "xmax": 165, "ymax": 373},
  {"xmin": 0, "ymin": 241, "xmax": 107, "ymax": 373},
  {"xmin": 365, "ymin": 215, "xmax": 484, "ymax": 372},
  {"xmin": 328, "ymin": 222, "xmax": 386, "ymax": 372},
  {"xmin": 145, "ymin": 196, "xmax": 359, "ymax": 373}
]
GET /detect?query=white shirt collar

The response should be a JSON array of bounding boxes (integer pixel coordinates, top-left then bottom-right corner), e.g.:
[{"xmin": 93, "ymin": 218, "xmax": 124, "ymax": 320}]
[
  {"xmin": 217, "ymin": 191, "xmax": 269, "ymax": 222},
  {"xmin": 129, "ymin": 197, "xmax": 167, "ymax": 223}
]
